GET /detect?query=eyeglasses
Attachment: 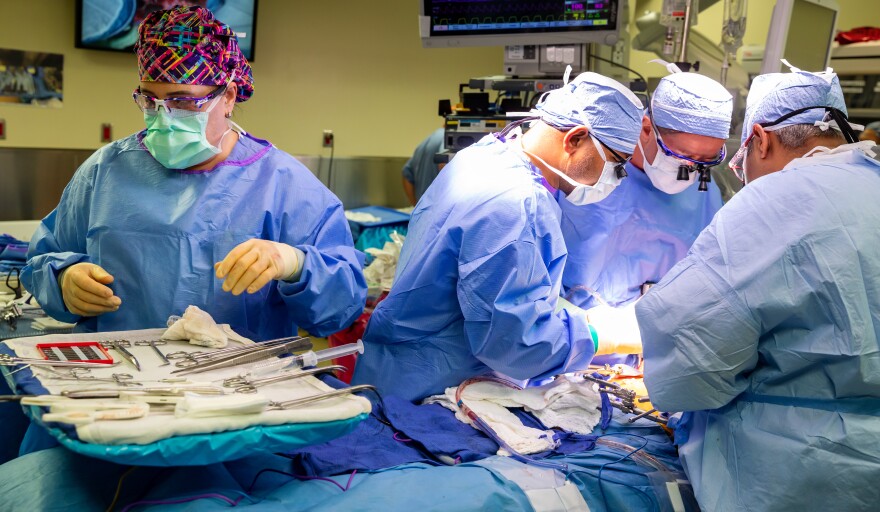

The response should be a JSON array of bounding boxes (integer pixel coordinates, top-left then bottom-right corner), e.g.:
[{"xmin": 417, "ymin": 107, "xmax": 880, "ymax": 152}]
[
  {"xmin": 133, "ymin": 85, "xmax": 227, "ymax": 114},
  {"xmin": 648, "ymin": 114, "xmax": 727, "ymax": 168},
  {"xmin": 590, "ymin": 133, "xmax": 630, "ymax": 179},
  {"xmin": 728, "ymin": 131, "xmax": 755, "ymax": 183}
]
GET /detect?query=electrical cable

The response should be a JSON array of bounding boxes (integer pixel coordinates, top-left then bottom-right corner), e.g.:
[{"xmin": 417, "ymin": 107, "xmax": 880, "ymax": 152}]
[
  {"xmin": 246, "ymin": 467, "xmax": 358, "ymax": 494},
  {"xmin": 106, "ymin": 466, "xmax": 136, "ymax": 512},
  {"xmin": 587, "ymin": 51, "xmax": 646, "ymax": 84},
  {"xmin": 119, "ymin": 492, "xmax": 249, "ymax": 512},
  {"xmin": 566, "ymin": 432, "xmax": 659, "ymax": 512}
]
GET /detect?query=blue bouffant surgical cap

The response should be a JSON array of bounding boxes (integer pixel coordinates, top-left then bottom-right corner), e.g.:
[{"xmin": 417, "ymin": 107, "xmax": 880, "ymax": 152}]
[
  {"xmin": 651, "ymin": 71, "xmax": 733, "ymax": 140},
  {"xmin": 741, "ymin": 67, "xmax": 847, "ymax": 145},
  {"xmin": 532, "ymin": 72, "xmax": 644, "ymax": 154}
]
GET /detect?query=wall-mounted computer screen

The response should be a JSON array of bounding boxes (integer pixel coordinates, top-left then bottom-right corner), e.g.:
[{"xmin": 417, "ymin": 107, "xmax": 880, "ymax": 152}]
[
  {"xmin": 76, "ymin": 0, "xmax": 258, "ymax": 61},
  {"xmin": 420, "ymin": 1, "xmax": 621, "ymax": 48}
]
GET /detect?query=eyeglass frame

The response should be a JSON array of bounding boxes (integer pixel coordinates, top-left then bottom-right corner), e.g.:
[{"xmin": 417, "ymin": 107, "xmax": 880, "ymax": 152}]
[
  {"xmin": 646, "ymin": 109, "xmax": 727, "ymax": 168},
  {"xmin": 728, "ymin": 105, "xmax": 859, "ymax": 183},
  {"xmin": 132, "ymin": 84, "xmax": 228, "ymax": 114}
]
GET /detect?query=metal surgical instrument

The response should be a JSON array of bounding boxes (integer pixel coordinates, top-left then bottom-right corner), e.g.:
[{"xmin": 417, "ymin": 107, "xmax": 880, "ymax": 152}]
[
  {"xmin": 167, "ymin": 336, "xmax": 311, "ymax": 367},
  {"xmin": 266, "ymin": 384, "xmax": 375, "ymax": 410},
  {"xmin": 223, "ymin": 365, "xmax": 345, "ymax": 394},
  {"xmin": 101, "ymin": 340, "xmax": 141, "ymax": 372},
  {"xmin": 134, "ymin": 340, "xmax": 170, "ymax": 366},
  {"xmin": 41, "ymin": 370, "xmax": 142, "ymax": 387},
  {"xmin": 171, "ymin": 337, "xmax": 313, "ymax": 376},
  {"xmin": 0, "ymin": 354, "xmax": 122, "ymax": 369}
]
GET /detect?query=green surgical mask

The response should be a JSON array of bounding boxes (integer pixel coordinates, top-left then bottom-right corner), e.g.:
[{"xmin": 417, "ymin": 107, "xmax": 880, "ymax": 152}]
[{"xmin": 143, "ymin": 95, "xmax": 234, "ymax": 169}]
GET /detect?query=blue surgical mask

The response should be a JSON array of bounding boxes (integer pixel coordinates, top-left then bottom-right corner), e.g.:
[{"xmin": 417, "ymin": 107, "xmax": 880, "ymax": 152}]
[{"xmin": 143, "ymin": 95, "xmax": 235, "ymax": 169}]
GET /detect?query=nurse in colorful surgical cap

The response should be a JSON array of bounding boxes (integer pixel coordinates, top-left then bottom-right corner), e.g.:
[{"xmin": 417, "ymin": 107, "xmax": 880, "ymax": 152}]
[{"xmin": 23, "ymin": 6, "xmax": 366, "ymax": 342}]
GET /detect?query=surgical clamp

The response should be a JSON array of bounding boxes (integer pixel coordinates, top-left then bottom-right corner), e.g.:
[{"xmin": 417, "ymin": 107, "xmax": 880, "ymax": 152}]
[
  {"xmin": 134, "ymin": 340, "xmax": 170, "ymax": 367},
  {"xmin": 267, "ymin": 384, "xmax": 375, "ymax": 410},
  {"xmin": 223, "ymin": 365, "xmax": 345, "ymax": 394},
  {"xmin": 171, "ymin": 338, "xmax": 313, "ymax": 376},
  {"xmin": 0, "ymin": 354, "xmax": 122, "ymax": 370},
  {"xmin": 101, "ymin": 340, "xmax": 141, "ymax": 372},
  {"xmin": 167, "ymin": 336, "xmax": 311, "ymax": 368}
]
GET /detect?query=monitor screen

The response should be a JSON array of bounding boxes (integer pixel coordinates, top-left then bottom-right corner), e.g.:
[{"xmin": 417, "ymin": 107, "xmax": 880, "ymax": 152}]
[
  {"xmin": 76, "ymin": 0, "xmax": 258, "ymax": 61},
  {"xmin": 421, "ymin": 0, "xmax": 620, "ymax": 47},
  {"xmin": 784, "ymin": 0, "xmax": 837, "ymax": 71}
]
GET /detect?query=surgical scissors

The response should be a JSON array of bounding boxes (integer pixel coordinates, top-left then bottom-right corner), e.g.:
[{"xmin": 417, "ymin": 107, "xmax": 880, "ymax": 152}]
[
  {"xmin": 223, "ymin": 365, "xmax": 345, "ymax": 394},
  {"xmin": 101, "ymin": 340, "xmax": 141, "ymax": 372},
  {"xmin": 134, "ymin": 340, "xmax": 170, "ymax": 367}
]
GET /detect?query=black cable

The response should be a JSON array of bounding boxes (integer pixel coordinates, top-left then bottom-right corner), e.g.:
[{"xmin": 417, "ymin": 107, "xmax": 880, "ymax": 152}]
[
  {"xmin": 587, "ymin": 51, "xmax": 646, "ymax": 84},
  {"xmin": 326, "ymin": 140, "xmax": 335, "ymax": 191}
]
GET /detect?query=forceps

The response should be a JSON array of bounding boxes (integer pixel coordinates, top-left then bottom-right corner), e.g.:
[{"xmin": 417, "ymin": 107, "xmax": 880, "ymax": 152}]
[
  {"xmin": 223, "ymin": 365, "xmax": 344, "ymax": 394},
  {"xmin": 101, "ymin": 340, "xmax": 141, "ymax": 371},
  {"xmin": 134, "ymin": 340, "xmax": 170, "ymax": 367},
  {"xmin": 40, "ymin": 368, "xmax": 141, "ymax": 386}
]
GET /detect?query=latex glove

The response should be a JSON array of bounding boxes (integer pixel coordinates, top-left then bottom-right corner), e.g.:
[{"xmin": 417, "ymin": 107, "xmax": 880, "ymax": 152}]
[
  {"xmin": 214, "ymin": 239, "xmax": 304, "ymax": 296},
  {"xmin": 586, "ymin": 303, "xmax": 643, "ymax": 355},
  {"xmin": 60, "ymin": 263, "xmax": 121, "ymax": 316}
]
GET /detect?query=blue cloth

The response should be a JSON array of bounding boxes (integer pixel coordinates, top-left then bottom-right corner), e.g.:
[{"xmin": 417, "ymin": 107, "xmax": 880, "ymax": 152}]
[
  {"xmin": 741, "ymin": 69, "xmax": 847, "ymax": 144},
  {"xmin": 532, "ymin": 72, "xmax": 644, "ymax": 153},
  {"xmin": 21, "ymin": 132, "xmax": 367, "ymax": 340},
  {"xmin": 559, "ymin": 162, "xmax": 722, "ymax": 309},
  {"xmin": 0, "ymin": 412, "xmax": 684, "ymax": 512},
  {"xmin": 402, "ymin": 128, "xmax": 445, "ymax": 203},
  {"xmin": 288, "ymin": 388, "xmax": 597, "ymax": 476},
  {"xmin": 636, "ymin": 147, "xmax": 880, "ymax": 511},
  {"xmin": 650, "ymin": 72, "xmax": 733, "ymax": 139},
  {"xmin": 352, "ymin": 136, "xmax": 597, "ymax": 401}
]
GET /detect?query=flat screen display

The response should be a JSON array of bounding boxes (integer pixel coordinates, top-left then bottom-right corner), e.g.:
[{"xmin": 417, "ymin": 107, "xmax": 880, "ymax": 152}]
[
  {"xmin": 425, "ymin": 0, "xmax": 619, "ymax": 37},
  {"xmin": 76, "ymin": 0, "xmax": 258, "ymax": 61}
]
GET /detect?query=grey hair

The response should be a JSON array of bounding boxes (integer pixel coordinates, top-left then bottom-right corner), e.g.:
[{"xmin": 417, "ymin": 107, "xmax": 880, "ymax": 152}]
[{"xmin": 770, "ymin": 124, "xmax": 845, "ymax": 150}]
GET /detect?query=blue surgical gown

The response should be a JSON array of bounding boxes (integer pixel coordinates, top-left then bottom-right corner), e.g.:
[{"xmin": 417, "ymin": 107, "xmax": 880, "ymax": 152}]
[
  {"xmin": 636, "ymin": 147, "xmax": 880, "ymax": 511},
  {"xmin": 352, "ymin": 136, "xmax": 596, "ymax": 401},
  {"xmin": 559, "ymin": 161, "xmax": 722, "ymax": 308},
  {"xmin": 22, "ymin": 132, "xmax": 367, "ymax": 340}
]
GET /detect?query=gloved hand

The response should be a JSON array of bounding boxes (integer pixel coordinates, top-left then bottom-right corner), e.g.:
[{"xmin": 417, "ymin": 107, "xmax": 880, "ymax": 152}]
[
  {"xmin": 60, "ymin": 263, "xmax": 121, "ymax": 316},
  {"xmin": 215, "ymin": 239, "xmax": 304, "ymax": 295},
  {"xmin": 586, "ymin": 303, "xmax": 643, "ymax": 355}
]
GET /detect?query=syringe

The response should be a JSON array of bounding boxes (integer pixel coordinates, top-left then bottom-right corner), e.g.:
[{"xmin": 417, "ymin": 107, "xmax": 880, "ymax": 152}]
[{"xmin": 247, "ymin": 339, "xmax": 364, "ymax": 377}]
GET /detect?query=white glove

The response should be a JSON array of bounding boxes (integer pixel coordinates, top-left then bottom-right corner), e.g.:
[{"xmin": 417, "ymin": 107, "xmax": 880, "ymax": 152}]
[
  {"xmin": 586, "ymin": 303, "xmax": 643, "ymax": 355},
  {"xmin": 214, "ymin": 239, "xmax": 305, "ymax": 295},
  {"xmin": 60, "ymin": 263, "xmax": 122, "ymax": 316}
]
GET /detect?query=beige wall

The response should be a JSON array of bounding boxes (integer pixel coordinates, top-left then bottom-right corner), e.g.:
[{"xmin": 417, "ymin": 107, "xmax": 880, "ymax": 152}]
[
  {"xmin": 0, "ymin": 0, "xmax": 501, "ymax": 157},
  {"xmin": 2, "ymin": 0, "xmax": 878, "ymax": 156}
]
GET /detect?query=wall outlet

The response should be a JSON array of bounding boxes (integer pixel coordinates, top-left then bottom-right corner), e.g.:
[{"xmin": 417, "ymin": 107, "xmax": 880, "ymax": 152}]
[
  {"xmin": 322, "ymin": 129, "xmax": 334, "ymax": 148},
  {"xmin": 101, "ymin": 123, "xmax": 112, "ymax": 143}
]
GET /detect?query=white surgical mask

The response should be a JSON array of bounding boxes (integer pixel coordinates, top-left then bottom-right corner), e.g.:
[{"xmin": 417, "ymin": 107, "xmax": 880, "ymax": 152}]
[
  {"xmin": 523, "ymin": 134, "xmax": 622, "ymax": 206},
  {"xmin": 638, "ymin": 137, "xmax": 695, "ymax": 194}
]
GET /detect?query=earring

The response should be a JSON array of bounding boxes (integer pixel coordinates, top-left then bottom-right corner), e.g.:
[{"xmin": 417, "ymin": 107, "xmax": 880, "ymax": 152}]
[{"xmin": 225, "ymin": 111, "xmax": 232, "ymax": 118}]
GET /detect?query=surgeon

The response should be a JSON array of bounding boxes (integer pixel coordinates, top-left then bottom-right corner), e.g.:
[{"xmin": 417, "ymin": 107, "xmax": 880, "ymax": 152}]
[
  {"xmin": 22, "ymin": 6, "xmax": 367, "ymax": 342},
  {"xmin": 559, "ymin": 62, "xmax": 730, "ymax": 312},
  {"xmin": 352, "ymin": 72, "xmax": 646, "ymax": 401},
  {"xmin": 637, "ymin": 65, "xmax": 880, "ymax": 511}
]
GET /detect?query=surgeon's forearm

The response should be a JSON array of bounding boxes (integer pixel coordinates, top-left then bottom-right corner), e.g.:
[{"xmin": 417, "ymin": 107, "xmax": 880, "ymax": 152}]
[{"xmin": 402, "ymin": 178, "xmax": 416, "ymax": 206}]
